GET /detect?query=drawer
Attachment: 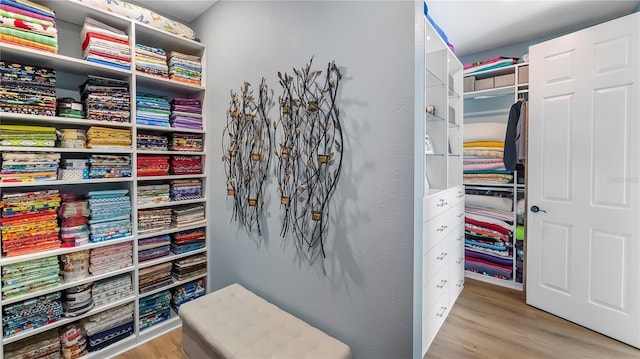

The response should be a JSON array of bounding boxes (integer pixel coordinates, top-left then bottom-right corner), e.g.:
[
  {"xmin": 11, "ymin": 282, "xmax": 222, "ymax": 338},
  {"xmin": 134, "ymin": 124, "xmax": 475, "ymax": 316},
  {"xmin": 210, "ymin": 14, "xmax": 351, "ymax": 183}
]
[
  {"xmin": 423, "ymin": 191, "xmax": 450, "ymax": 221},
  {"xmin": 424, "ymin": 236, "xmax": 450, "ymax": 283},
  {"xmin": 424, "ymin": 211, "xmax": 450, "ymax": 252},
  {"xmin": 449, "ymin": 186, "xmax": 465, "ymax": 205},
  {"xmin": 423, "ymin": 264, "xmax": 450, "ymax": 315},
  {"xmin": 449, "ymin": 223, "xmax": 464, "ymax": 248},
  {"xmin": 423, "ymin": 286, "xmax": 450, "ymax": 350},
  {"xmin": 450, "ymin": 202, "xmax": 465, "ymax": 228},
  {"xmin": 450, "ymin": 252, "xmax": 465, "ymax": 302}
]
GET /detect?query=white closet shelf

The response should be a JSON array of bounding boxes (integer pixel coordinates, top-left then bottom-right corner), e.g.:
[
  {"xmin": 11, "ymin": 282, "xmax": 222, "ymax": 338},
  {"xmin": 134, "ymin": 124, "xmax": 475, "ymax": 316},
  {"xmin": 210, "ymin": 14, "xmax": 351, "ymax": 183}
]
[
  {"xmin": 137, "ymin": 174, "xmax": 206, "ymax": 181},
  {"xmin": 136, "ymin": 150, "xmax": 205, "ymax": 156},
  {"xmin": 1, "ymin": 266, "xmax": 135, "ymax": 306},
  {"xmin": 463, "ymin": 86, "xmax": 515, "ymax": 100},
  {"xmin": 136, "ymin": 72, "xmax": 205, "ymax": 94},
  {"xmin": 463, "ymin": 63, "xmax": 522, "ymax": 79},
  {"xmin": 0, "ymin": 177, "xmax": 133, "ymax": 189},
  {"xmin": 134, "ymin": 22, "xmax": 205, "ymax": 53},
  {"xmin": 82, "ymin": 336, "xmax": 137, "ymax": 359},
  {"xmin": 138, "ymin": 273, "xmax": 207, "ymax": 300},
  {"xmin": 464, "ymin": 182, "xmax": 525, "ymax": 189},
  {"xmin": 137, "ymin": 221, "xmax": 207, "ymax": 240},
  {"xmin": 465, "ymin": 270, "xmax": 523, "ymax": 290},
  {"xmin": 38, "ymin": 0, "xmax": 131, "ymax": 27},
  {"xmin": 137, "ymin": 198, "xmax": 206, "ymax": 210},
  {"xmin": 0, "ymin": 113, "xmax": 133, "ymax": 129},
  {"xmin": 136, "ymin": 125, "xmax": 205, "ymax": 134},
  {"xmin": 138, "ymin": 248, "xmax": 207, "ymax": 270},
  {"xmin": 0, "ymin": 146, "xmax": 133, "ymax": 154}
]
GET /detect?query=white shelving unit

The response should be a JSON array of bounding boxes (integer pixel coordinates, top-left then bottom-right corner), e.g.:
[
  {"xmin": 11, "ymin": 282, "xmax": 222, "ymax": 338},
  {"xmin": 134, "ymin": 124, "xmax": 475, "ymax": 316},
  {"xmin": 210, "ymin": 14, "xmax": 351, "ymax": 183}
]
[
  {"xmin": 0, "ymin": 0, "xmax": 208, "ymax": 357},
  {"xmin": 462, "ymin": 62, "xmax": 528, "ymax": 290}
]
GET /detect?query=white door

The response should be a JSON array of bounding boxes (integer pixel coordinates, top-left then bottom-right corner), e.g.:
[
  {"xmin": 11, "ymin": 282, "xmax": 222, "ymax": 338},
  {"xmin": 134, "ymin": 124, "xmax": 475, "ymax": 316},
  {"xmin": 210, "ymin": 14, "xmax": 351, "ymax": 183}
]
[{"xmin": 527, "ymin": 12, "xmax": 640, "ymax": 348}]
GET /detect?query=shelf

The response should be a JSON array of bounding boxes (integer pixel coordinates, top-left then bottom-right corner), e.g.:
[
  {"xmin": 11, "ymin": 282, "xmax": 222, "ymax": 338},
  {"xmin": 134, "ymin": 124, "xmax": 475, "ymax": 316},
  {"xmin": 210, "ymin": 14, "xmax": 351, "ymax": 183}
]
[
  {"xmin": 464, "ymin": 182, "xmax": 525, "ymax": 189},
  {"xmin": 2, "ymin": 267, "xmax": 134, "ymax": 306},
  {"xmin": 82, "ymin": 335, "xmax": 137, "ymax": 359},
  {"xmin": 134, "ymin": 22, "xmax": 205, "ymax": 54},
  {"xmin": 424, "ymin": 188, "xmax": 449, "ymax": 198},
  {"xmin": 136, "ymin": 124, "xmax": 205, "ymax": 134},
  {"xmin": 137, "ymin": 221, "xmax": 207, "ymax": 240},
  {"xmin": 137, "ymin": 150, "xmax": 205, "ymax": 156},
  {"xmin": 463, "ymin": 63, "xmax": 519, "ymax": 79},
  {"xmin": 137, "ymin": 198, "xmax": 206, "ymax": 210},
  {"xmin": 136, "ymin": 72, "xmax": 205, "ymax": 94},
  {"xmin": 426, "ymin": 67, "xmax": 444, "ymax": 88},
  {"xmin": 465, "ymin": 271, "xmax": 523, "ymax": 291},
  {"xmin": 425, "ymin": 112, "xmax": 445, "ymax": 122},
  {"xmin": 2, "ymin": 295, "xmax": 135, "ymax": 345},
  {"xmin": 0, "ymin": 113, "xmax": 133, "ymax": 129},
  {"xmin": 0, "ymin": 146, "xmax": 133, "ymax": 154},
  {"xmin": 0, "ymin": 177, "xmax": 133, "ymax": 189},
  {"xmin": 138, "ymin": 248, "xmax": 207, "ymax": 270},
  {"xmin": 138, "ymin": 308, "xmax": 180, "ymax": 334},
  {"xmin": 463, "ymin": 86, "xmax": 516, "ymax": 100},
  {"xmin": 139, "ymin": 273, "xmax": 207, "ymax": 299},
  {"xmin": 425, "ymin": 153, "xmax": 447, "ymax": 157},
  {"xmin": 0, "ymin": 236, "xmax": 135, "ymax": 266},
  {"xmin": 137, "ymin": 174, "xmax": 206, "ymax": 181}
]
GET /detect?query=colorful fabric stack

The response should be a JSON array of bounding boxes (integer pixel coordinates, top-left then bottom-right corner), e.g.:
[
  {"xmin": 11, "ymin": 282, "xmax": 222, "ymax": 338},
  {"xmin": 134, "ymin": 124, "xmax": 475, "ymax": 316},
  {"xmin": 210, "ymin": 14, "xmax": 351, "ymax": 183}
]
[
  {"xmin": 2, "ymin": 292, "xmax": 63, "ymax": 338},
  {"xmin": 59, "ymin": 194, "xmax": 90, "ymax": 247},
  {"xmin": 464, "ymin": 57, "xmax": 517, "ymax": 75},
  {"xmin": 463, "ymin": 123, "xmax": 512, "ymax": 184},
  {"xmin": 86, "ymin": 126, "xmax": 131, "ymax": 149},
  {"xmin": 58, "ymin": 129, "xmax": 86, "ymax": 149},
  {"xmin": 82, "ymin": 302, "xmax": 134, "ymax": 352},
  {"xmin": 171, "ymin": 278, "xmax": 205, "ymax": 311},
  {"xmin": 171, "ymin": 253, "xmax": 206, "ymax": 281},
  {"xmin": 170, "ymin": 98, "xmax": 202, "ymax": 130},
  {"xmin": 0, "ymin": 124, "xmax": 56, "ymax": 147},
  {"xmin": 170, "ymin": 155, "xmax": 201, "ymax": 175},
  {"xmin": 136, "ymin": 93, "xmax": 171, "ymax": 127},
  {"xmin": 89, "ymin": 241, "xmax": 132, "ymax": 275},
  {"xmin": 168, "ymin": 51, "xmax": 201, "ymax": 85},
  {"xmin": 135, "ymin": 44, "xmax": 168, "ymax": 77},
  {"xmin": 138, "ymin": 235, "xmax": 171, "ymax": 263},
  {"xmin": 3, "ymin": 329, "xmax": 60, "ymax": 359},
  {"xmin": 170, "ymin": 179, "xmax": 202, "ymax": 201},
  {"xmin": 1, "ymin": 255, "xmax": 59, "ymax": 299},
  {"xmin": 59, "ymin": 323, "xmax": 87, "ymax": 358},
  {"xmin": 0, "ymin": 189, "xmax": 61, "ymax": 256},
  {"xmin": 57, "ymin": 97, "xmax": 85, "ymax": 119},
  {"xmin": 80, "ymin": 75, "xmax": 130, "ymax": 123},
  {"xmin": 464, "ymin": 192, "xmax": 514, "ymax": 280},
  {"xmin": 0, "ymin": 61, "xmax": 56, "ymax": 115},
  {"xmin": 172, "ymin": 204, "xmax": 205, "ymax": 227},
  {"xmin": 138, "ymin": 290, "xmax": 171, "ymax": 331},
  {"xmin": 515, "ymin": 198, "xmax": 525, "ymax": 283},
  {"xmin": 169, "ymin": 133, "xmax": 203, "ymax": 152},
  {"xmin": 136, "ymin": 133, "xmax": 168, "ymax": 151},
  {"xmin": 171, "ymin": 228, "xmax": 205, "ymax": 254},
  {"xmin": 87, "ymin": 189, "xmax": 132, "ymax": 242},
  {"xmin": 59, "ymin": 158, "xmax": 89, "ymax": 181},
  {"xmin": 61, "ymin": 283, "xmax": 93, "ymax": 318},
  {"xmin": 81, "ymin": 17, "xmax": 130, "ymax": 70},
  {"xmin": 137, "ymin": 184, "xmax": 170, "ymax": 206},
  {"xmin": 60, "ymin": 250, "xmax": 89, "ymax": 282},
  {"xmin": 0, "ymin": 0, "xmax": 57, "ymax": 53},
  {"xmin": 137, "ymin": 156, "xmax": 169, "ymax": 177},
  {"xmin": 138, "ymin": 262, "xmax": 172, "ymax": 294},
  {"xmin": 0, "ymin": 151, "xmax": 59, "ymax": 183},
  {"xmin": 88, "ymin": 155, "xmax": 131, "ymax": 179},
  {"xmin": 91, "ymin": 274, "xmax": 132, "ymax": 307},
  {"xmin": 137, "ymin": 208, "xmax": 172, "ymax": 234}
]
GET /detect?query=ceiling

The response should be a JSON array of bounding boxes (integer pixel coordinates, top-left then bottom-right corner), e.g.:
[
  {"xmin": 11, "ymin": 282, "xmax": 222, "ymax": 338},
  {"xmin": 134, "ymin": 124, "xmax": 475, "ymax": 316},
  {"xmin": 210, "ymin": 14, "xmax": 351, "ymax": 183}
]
[{"xmin": 132, "ymin": 0, "xmax": 639, "ymax": 56}]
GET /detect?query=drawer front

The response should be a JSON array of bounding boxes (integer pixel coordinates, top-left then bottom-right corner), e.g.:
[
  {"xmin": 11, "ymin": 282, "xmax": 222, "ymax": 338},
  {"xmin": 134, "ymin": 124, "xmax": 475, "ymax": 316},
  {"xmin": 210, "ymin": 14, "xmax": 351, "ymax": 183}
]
[
  {"xmin": 423, "ymin": 263, "xmax": 450, "ymax": 315},
  {"xmin": 449, "ymin": 223, "xmax": 464, "ymax": 250},
  {"xmin": 450, "ymin": 202, "xmax": 465, "ymax": 229},
  {"xmin": 450, "ymin": 247, "xmax": 465, "ymax": 302},
  {"xmin": 423, "ymin": 287, "xmax": 450, "ymax": 351},
  {"xmin": 424, "ymin": 236, "xmax": 450, "ymax": 284},
  {"xmin": 449, "ymin": 185, "xmax": 465, "ymax": 205},
  {"xmin": 423, "ymin": 191, "xmax": 451, "ymax": 221},
  {"xmin": 424, "ymin": 211, "xmax": 450, "ymax": 252}
]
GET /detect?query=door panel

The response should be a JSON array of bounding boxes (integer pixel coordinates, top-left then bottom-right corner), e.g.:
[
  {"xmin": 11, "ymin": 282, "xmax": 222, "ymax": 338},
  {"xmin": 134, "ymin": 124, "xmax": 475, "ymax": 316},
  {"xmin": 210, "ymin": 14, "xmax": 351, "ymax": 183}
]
[
  {"xmin": 541, "ymin": 95, "xmax": 573, "ymax": 201},
  {"xmin": 588, "ymin": 230, "xmax": 627, "ymax": 312},
  {"xmin": 540, "ymin": 222, "xmax": 571, "ymax": 294}
]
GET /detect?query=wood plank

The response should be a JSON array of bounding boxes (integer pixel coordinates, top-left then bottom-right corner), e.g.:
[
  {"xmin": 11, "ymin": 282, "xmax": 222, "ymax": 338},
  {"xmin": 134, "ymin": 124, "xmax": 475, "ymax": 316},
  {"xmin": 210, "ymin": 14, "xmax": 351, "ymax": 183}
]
[{"xmin": 115, "ymin": 328, "xmax": 182, "ymax": 359}]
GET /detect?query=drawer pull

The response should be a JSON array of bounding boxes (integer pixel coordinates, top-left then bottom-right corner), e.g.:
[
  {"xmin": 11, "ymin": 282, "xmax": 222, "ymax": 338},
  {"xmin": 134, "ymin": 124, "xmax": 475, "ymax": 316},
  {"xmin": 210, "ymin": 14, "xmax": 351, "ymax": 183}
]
[
  {"xmin": 456, "ymin": 257, "xmax": 463, "ymax": 264},
  {"xmin": 436, "ymin": 279, "xmax": 448, "ymax": 289},
  {"xmin": 436, "ymin": 252, "xmax": 448, "ymax": 260},
  {"xmin": 456, "ymin": 235, "xmax": 463, "ymax": 241},
  {"xmin": 457, "ymin": 192, "xmax": 464, "ymax": 198},
  {"xmin": 436, "ymin": 306, "xmax": 448, "ymax": 317},
  {"xmin": 436, "ymin": 225, "xmax": 448, "ymax": 232},
  {"xmin": 456, "ymin": 279, "xmax": 464, "ymax": 287},
  {"xmin": 457, "ymin": 212, "xmax": 464, "ymax": 218}
]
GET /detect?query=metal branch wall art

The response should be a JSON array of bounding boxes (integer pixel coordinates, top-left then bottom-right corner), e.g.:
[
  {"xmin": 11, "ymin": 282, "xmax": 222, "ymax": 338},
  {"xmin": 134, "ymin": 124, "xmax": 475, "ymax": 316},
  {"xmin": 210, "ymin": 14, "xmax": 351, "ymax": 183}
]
[
  {"xmin": 275, "ymin": 58, "xmax": 343, "ymax": 260},
  {"xmin": 222, "ymin": 79, "xmax": 273, "ymax": 235}
]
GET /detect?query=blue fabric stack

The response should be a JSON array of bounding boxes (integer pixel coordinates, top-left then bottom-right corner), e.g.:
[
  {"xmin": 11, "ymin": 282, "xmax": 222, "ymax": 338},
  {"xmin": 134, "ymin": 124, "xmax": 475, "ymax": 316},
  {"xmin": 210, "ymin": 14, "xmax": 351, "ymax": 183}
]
[
  {"xmin": 170, "ymin": 278, "xmax": 205, "ymax": 311},
  {"xmin": 87, "ymin": 189, "xmax": 132, "ymax": 242},
  {"xmin": 139, "ymin": 290, "xmax": 171, "ymax": 331},
  {"xmin": 136, "ymin": 93, "xmax": 171, "ymax": 127},
  {"xmin": 2, "ymin": 292, "xmax": 63, "ymax": 338}
]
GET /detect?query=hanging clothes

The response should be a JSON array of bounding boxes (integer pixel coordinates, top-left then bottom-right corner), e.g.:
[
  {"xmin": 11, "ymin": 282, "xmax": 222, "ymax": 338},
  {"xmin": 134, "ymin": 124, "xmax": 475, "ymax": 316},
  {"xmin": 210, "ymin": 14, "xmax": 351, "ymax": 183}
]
[{"xmin": 503, "ymin": 99, "xmax": 527, "ymax": 171}]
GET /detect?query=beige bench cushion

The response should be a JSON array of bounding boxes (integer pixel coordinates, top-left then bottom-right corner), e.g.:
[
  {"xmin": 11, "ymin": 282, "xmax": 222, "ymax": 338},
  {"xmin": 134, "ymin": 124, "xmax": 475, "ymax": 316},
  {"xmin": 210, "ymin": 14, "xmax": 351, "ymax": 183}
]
[{"xmin": 179, "ymin": 283, "xmax": 351, "ymax": 359}]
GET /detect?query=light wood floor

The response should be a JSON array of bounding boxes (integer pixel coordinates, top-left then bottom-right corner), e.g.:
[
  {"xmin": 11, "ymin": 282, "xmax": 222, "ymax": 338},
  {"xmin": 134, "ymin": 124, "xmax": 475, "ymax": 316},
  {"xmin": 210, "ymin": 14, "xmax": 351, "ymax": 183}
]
[{"xmin": 116, "ymin": 279, "xmax": 640, "ymax": 359}]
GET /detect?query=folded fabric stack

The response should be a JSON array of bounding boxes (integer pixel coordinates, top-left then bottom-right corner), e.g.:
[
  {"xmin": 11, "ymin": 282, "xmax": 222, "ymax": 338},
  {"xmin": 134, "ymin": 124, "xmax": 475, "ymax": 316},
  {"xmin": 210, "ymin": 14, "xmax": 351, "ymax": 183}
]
[
  {"xmin": 59, "ymin": 158, "xmax": 89, "ymax": 181},
  {"xmin": 170, "ymin": 155, "xmax": 201, "ymax": 175},
  {"xmin": 89, "ymin": 242, "xmax": 132, "ymax": 276},
  {"xmin": 0, "ymin": 189, "xmax": 61, "ymax": 256},
  {"xmin": 138, "ymin": 262, "xmax": 172, "ymax": 294},
  {"xmin": 138, "ymin": 235, "xmax": 171, "ymax": 263},
  {"xmin": 136, "ymin": 133, "xmax": 168, "ymax": 151},
  {"xmin": 170, "ymin": 179, "xmax": 202, "ymax": 201},
  {"xmin": 1, "ymin": 255, "xmax": 59, "ymax": 299},
  {"xmin": 137, "ymin": 184, "xmax": 170, "ymax": 206},
  {"xmin": 87, "ymin": 189, "xmax": 132, "ymax": 242},
  {"xmin": 172, "ymin": 204, "xmax": 205, "ymax": 227},
  {"xmin": 515, "ymin": 199, "xmax": 525, "ymax": 283},
  {"xmin": 59, "ymin": 323, "xmax": 87, "ymax": 358},
  {"xmin": 81, "ymin": 17, "xmax": 130, "ymax": 70},
  {"xmin": 59, "ymin": 195, "xmax": 90, "ymax": 247},
  {"xmin": 0, "ymin": 151, "xmax": 59, "ymax": 183},
  {"xmin": 57, "ymin": 97, "xmax": 85, "ymax": 119},
  {"xmin": 82, "ymin": 302, "xmax": 134, "ymax": 352},
  {"xmin": 137, "ymin": 208, "xmax": 172, "ymax": 234},
  {"xmin": 171, "ymin": 278, "xmax": 205, "ymax": 311},
  {"xmin": 61, "ymin": 283, "xmax": 94, "ymax": 318},
  {"xmin": 169, "ymin": 133, "xmax": 203, "ymax": 152},
  {"xmin": 138, "ymin": 290, "xmax": 171, "ymax": 331},
  {"xmin": 170, "ymin": 98, "xmax": 202, "ymax": 130},
  {"xmin": 60, "ymin": 250, "xmax": 89, "ymax": 282},
  {"xmin": 0, "ymin": 124, "xmax": 56, "ymax": 147},
  {"xmin": 136, "ymin": 93, "xmax": 171, "ymax": 127},
  {"xmin": 2, "ymin": 292, "xmax": 63, "ymax": 338},
  {"xmin": 3, "ymin": 329, "xmax": 60, "ymax": 359},
  {"xmin": 463, "ymin": 122, "xmax": 512, "ymax": 184},
  {"xmin": 168, "ymin": 51, "xmax": 201, "ymax": 85},
  {"xmin": 171, "ymin": 253, "xmax": 206, "ymax": 281},
  {"xmin": 0, "ymin": 0, "xmax": 57, "ymax": 53},
  {"xmin": 464, "ymin": 57, "xmax": 517, "ymax": 76},
  {"xmin": 86, "ymin": 126, "xmax": 131, "ymax": 149},
  {"xmin": 137, "ymin": 156, "xmax": 169, "ymax": 177},
  {"xmin": 464, "ymin": 192, "xmax": 514, "ymax": 280},
  {"xmin": 171, "ymin": 228, "xmax": 205, "ymax": 254},
  {"xmin": 58, "ymin": 129, "xmax": 86, "ymax": 149},
  {"xmin": 88, "ymin": 155, "xmax": 131, "ymax": 179},
  {"xmin": 135, "ymin": 44, "xmax": 168, "ymax": 77},
  {"xmin": 0, "ymin": 61, "xmax": 56, "ymax": 115},
  {"xmin": 80, "ymin": 75, "xmax": 130, "ymax": 123},
  {"xmin": 91, "ymin": 274, "xmax": 132, "ymax": 307}
]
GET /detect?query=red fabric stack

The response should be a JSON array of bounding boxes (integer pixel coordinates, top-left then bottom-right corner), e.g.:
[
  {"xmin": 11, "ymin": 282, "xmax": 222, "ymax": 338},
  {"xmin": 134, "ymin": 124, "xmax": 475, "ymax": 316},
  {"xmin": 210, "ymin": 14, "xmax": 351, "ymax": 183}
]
[
  {"xmin": 137, "ymin": 156, "xmax": 169, "ymax": 177},
  {"xmin": 170, "ymin": 155, "xmax": 202, "ymax": 175}
]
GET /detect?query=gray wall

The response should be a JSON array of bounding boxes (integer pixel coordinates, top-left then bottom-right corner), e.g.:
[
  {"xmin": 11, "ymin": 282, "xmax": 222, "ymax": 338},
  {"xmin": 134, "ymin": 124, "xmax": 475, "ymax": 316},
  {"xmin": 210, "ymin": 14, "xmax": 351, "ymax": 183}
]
[{"xmin": 191, "ymin": 2, "xmax": 417, "ymax": 358}]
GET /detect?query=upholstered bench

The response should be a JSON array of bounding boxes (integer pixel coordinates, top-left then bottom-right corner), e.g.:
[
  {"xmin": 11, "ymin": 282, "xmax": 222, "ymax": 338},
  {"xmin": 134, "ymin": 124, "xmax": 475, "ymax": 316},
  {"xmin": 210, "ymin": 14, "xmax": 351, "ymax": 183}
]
[{"xmin": 178, "ymin": 283, "xmax": 352, "ymax": 359}]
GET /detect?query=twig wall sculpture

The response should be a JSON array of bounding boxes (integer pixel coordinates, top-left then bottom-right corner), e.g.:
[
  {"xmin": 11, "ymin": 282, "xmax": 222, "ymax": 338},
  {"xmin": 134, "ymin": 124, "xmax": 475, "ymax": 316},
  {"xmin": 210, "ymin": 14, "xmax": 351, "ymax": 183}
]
[
  {"xmin": 222, "ymin": 79, "xmax": 273, "ymax": 235},
  {"xmin": 275, "ymin": 58, "xmax": 343, "ymax": 260}
]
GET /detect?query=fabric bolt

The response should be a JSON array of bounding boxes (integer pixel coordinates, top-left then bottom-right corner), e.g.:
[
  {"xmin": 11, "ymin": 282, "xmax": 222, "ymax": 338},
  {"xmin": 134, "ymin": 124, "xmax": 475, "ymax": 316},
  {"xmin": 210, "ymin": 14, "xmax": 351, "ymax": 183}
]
[
  {"xmin": 0, "ymin": 16, "xmax": 57, "ymax": 37},
  {"xmin": 2, "ymin": 292, "xmax": 63, "ymax": 338},
  {"xmin": 0, "ymin": 3, "xmax": 54, "ymax": 23},
  {"xmin": 3, "ymin": 328, "xmax": 60, "ymax": 359}
]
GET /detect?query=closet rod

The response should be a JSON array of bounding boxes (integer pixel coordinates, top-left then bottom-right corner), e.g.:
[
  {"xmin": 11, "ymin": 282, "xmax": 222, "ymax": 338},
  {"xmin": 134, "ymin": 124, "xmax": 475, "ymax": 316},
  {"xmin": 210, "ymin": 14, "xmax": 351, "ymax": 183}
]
[{"xmin": 464, "ymin": 108, "xmax": 510, "ymax": 117}]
